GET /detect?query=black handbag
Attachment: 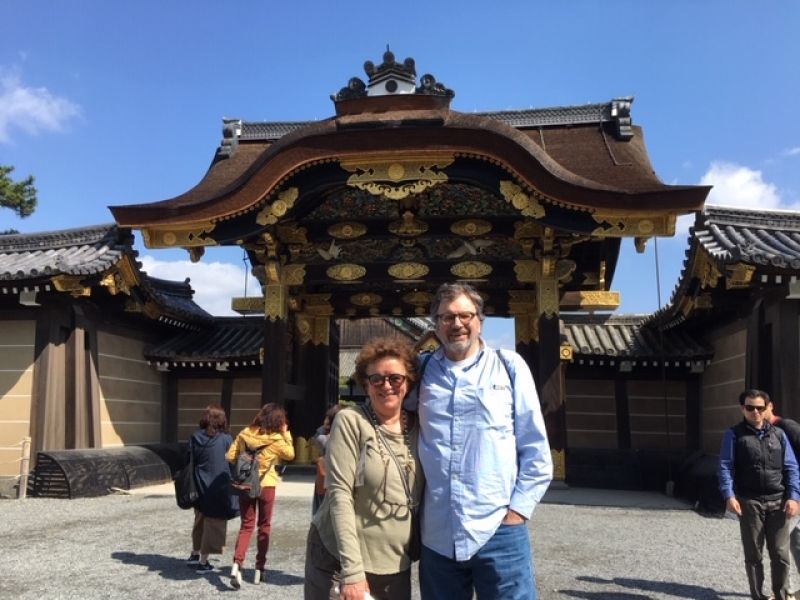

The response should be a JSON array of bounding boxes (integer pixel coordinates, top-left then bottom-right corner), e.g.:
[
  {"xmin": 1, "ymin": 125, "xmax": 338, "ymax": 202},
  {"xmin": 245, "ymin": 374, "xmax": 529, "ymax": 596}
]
[{"xmin": 174, "ymin": 446, "xmax": 199, "ymax": 509}]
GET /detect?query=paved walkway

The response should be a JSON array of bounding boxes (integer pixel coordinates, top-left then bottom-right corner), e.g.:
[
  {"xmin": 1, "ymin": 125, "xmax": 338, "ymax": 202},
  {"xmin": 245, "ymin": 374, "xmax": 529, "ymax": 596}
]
[{"xmin": 1, "ymin": 473, "xmax": 752, "ymax": 599}]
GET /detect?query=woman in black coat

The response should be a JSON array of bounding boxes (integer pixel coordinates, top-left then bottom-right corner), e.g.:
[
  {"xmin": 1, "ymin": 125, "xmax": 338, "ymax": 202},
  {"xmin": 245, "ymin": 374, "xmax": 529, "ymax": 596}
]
[{"xmin": 187, "ymin": 404, "xmax": 239, "ymax": 573}]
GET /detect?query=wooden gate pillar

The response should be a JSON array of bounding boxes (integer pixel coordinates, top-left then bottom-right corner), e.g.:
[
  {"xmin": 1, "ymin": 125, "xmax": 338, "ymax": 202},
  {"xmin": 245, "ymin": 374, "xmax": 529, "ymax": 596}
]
[
  {"xmin": 293, "ymin": 309, "xmax": 334, "ymax": 439},
  {"xmin": 261, "ymin": 281, "xmax": 288, "ymax": 406}
]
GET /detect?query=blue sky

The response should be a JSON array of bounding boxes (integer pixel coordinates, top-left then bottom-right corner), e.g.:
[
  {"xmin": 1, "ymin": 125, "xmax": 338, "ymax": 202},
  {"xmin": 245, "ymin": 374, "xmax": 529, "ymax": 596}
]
[{"xmin": 2, "ymin": 2, "xmax": 799, "ymax": 349}]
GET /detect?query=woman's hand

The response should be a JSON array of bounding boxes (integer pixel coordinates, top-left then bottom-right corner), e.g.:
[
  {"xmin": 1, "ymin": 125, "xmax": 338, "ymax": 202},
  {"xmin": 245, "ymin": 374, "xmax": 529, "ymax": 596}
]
[{"xmin": 340, "ymin": 580, "xmax": 370, "ymax": 600}]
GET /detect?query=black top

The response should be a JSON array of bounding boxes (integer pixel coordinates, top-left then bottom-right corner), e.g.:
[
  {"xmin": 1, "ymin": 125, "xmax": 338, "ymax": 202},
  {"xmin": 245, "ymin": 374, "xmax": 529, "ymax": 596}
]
[{"xmin": 191, "ymin": 429, "xmax": 238, "ymax": 519}]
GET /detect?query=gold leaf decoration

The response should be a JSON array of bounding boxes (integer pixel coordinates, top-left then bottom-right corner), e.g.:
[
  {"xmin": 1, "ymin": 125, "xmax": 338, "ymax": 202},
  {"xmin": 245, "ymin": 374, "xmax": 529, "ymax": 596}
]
[
  {"xmin": 388, "ymin": 262, "xmax": 429, "ymax": 280},
  {"xmin": 326, "ymin": 263, "xmax": 366, "ymax": 281},
  {"xmin": 351, "ymin": 292, "xmax": 382, "ymax": 307},
  {"xmin": 450, "ymin": 219, "xmax": 492, "ymax": 237},
  {"xmin": 256, "ymin": 187, "xmax": 299, "ymax": 226},
  {"xmin": 328, "ymin": 222, "xmax": 367, "ymax": 239},
  {"xmin": 499, "ymin": 181, "xmax": 545, "ymax": 218},
  {"xmin": 450, "ymin": 261, "xmax": 492, "ymax": 279},
  {"xmin": 389, "ymin": 211, "xmax": 429, "ymax": 237},
  {"xmin": 402, "ymin": 290, "xmax": 432, "ymax": 308},
  {"xmin": 341, "ymin": 155, "xmax": 454, "ymax": 200},
  {"xmin": 141, "ymin": 222, "xmax": 217, "ymax": 249},
  {"xmin": 282, "ymin": 264, "xmax": 306, "ymax": 286}
]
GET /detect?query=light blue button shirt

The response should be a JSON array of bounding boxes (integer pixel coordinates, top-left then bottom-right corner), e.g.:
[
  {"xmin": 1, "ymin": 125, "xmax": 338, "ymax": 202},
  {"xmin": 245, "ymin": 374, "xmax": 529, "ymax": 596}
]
[{"xmin": 414, "ymin": 343, "xmax": 553, "ymax": 561}]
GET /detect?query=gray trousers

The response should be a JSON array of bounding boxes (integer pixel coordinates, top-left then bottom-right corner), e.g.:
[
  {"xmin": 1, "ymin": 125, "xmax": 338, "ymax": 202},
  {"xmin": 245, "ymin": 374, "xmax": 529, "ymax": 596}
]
[{"xmin": 740, "ymin": 498, "xmax": 792, "ymax": 600}]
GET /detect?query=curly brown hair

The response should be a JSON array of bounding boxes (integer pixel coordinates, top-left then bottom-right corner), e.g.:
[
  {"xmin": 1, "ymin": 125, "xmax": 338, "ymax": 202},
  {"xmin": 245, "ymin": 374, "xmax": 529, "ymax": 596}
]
[
  {"xmin": 199, "ymin": 404, "xmax": 228, "ymax": 436},
  {"xmin": 354, "ymin": 337, "xmax": 418, "ymax": 390},
  {"xmin": 251, "ymin": 402, "xmax": 288, "ymax": 433}
]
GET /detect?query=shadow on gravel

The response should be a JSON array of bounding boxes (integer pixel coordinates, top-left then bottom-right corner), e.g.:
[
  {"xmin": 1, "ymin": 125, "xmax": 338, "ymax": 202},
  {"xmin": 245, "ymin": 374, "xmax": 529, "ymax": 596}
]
[
  {"xmin": 561, "ymin": 576, "xmax": 749, "ymax": 599},
  {"xmin": 263, "ymin": 569, "xmax": 304, "ymax": 586},
  {"xmin": 111, "ymin": 552, "xmax": 231, "ymax": 592}
]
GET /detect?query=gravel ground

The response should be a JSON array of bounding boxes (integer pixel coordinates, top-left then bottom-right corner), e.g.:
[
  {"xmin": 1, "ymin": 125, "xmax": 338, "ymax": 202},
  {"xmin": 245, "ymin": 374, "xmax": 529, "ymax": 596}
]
[{"xmin": 0, "ymin": 477, "xmax": 754, "ymax": 600}]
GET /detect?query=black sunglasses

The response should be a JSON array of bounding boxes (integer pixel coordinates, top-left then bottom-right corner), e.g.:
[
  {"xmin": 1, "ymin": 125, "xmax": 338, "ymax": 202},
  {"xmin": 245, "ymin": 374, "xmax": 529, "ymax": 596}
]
[
  {"xmin": 366, "ymin": 374, "xmax": 407, "ymax": 387},
  {"xmin": 744, "ymin": 405, "xmax": 767, "ymax": 413}
]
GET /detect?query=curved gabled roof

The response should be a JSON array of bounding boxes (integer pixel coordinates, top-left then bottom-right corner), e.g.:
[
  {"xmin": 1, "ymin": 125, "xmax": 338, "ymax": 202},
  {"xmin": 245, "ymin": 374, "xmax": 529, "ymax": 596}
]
[
  {"xmin": 110, "ymin": 98, "xmax": 708, "ymax": 229},
  {"xmin": 562, "ymin": 313, "xmax": 712, "ymax": 361},
  {"xmin": 144, "ymin": 317, "xmax": 263, "ymax": 365},
  {"xmin": 649, "ymin": 205, "xmax": 800, "ymax": 329},
  {"xmin": 0, "ymin": 224, "xmax": 130, "ymax": 280}
]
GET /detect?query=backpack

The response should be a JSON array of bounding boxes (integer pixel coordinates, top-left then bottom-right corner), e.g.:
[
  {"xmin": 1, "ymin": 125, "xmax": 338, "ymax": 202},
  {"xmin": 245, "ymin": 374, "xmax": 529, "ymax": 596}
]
[{"xmin": 231, "ymin": 444, "xmax": 270, "ymax": 499}]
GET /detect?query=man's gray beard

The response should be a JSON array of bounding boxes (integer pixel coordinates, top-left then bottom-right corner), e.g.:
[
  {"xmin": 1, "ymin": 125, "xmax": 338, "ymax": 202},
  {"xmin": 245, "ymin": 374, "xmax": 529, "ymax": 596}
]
[{"xmin": 442, "ymin": 337, "xmax": 475, "ymax": 358}]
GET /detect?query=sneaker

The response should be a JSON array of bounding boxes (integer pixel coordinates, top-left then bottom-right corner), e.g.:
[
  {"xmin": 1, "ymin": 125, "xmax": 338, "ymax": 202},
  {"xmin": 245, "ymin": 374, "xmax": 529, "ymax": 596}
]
[
  {"xmin": 230, "ymin": 563, "xmax": 242, "ymax": 589},
  {"xmin": 196, "ymin": 562, "xmax": 215, "ymax": 574},
  {"xmin": 186, "ymin": 553, "xmax": 200, "ymax": 565},
  {"xmin": 253, "ymin": 568, "xmax": 265, "ymax": 584}
]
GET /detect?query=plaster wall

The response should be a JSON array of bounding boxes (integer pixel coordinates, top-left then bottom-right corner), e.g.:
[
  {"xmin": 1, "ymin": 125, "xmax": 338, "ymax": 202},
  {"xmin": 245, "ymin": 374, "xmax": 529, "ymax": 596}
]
[
  {"xmin": 230, "ymin": 377, "xmax": 262, "ymax": 432},
  {"xmin": 565, "ymin": 379, "xmax": 616, "ymax": 448},
  {"xmin": 628, "ymin": 379, "xmax": 686, "ymax": 450},
  {"xmin": 0, "ymin": 320, "xmax": 34, "ymax": 476},
  {"xmin": 177, "ymin": 378, "xmax": 224, "ymax": 441},
  {"xmin": 97, "ymin": 331, "xmax": 163, "ymax": 447},
  {"xmin": 701, "ymin": 326, "xmax": 747, "ymax": 454}
]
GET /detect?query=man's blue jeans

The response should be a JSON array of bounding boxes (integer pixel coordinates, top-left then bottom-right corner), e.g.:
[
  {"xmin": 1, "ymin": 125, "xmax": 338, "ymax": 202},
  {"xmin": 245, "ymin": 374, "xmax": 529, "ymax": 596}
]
[{"xmin": 419, "ymin": 522, "xmax": 536, "ymax": 600}]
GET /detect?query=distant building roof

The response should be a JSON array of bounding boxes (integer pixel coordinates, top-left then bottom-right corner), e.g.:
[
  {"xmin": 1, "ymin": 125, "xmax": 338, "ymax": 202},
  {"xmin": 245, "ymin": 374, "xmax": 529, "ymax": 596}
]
[
  {"xmin": 0, "ymin": 224, "xmax": 130, "ymax": 281},
  {"xmin": 562, "ymin": 314, "xmax": 712, "ymax": 365}
]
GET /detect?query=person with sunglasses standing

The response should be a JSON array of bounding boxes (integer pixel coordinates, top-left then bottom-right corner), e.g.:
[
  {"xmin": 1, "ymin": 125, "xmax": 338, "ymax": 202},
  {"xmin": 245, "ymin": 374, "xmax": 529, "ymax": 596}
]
[
  {"xmin": 719, "ymin": 389, "xmax": 800, "ymax": 600},
  {"xmin": 304, "ymin": 337, "xmax": 422, "ymax": 600},
  {"xmin": 411, "ymin": 282, "xmax": 552, "ymax": 600}
]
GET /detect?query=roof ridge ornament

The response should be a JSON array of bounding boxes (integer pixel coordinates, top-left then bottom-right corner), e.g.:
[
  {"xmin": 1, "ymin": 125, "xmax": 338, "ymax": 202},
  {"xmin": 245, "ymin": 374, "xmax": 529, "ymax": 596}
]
[{"xmin": 332, "ymin": 49, "xmax": 454, "ymax": 101}]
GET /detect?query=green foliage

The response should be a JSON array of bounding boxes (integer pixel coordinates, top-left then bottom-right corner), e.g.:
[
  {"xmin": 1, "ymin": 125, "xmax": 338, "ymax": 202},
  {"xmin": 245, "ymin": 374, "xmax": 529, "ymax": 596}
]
[{"xmin": 0, "ymin": 165, "xmax": 37, "ymax": 219}]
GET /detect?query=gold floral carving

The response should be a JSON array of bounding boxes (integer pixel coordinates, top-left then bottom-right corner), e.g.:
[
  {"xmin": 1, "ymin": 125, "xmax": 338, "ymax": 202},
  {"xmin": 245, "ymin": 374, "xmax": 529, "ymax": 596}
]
[
  {"xmin": 388, "ymin": 262, "xmax": 429, "ymax": 280},
  {"xmin": 538, "ymin": 276, "xmax": 559, "ymax": 318},
  {"xmin": 340, "ymin": 155, "xmax": 454, "ymax": 200},
  {"xmin": 693, "ymin": 250, "xmax": 722, "ymax": 290},
  {"xmin": 302, "ymin": 294, "xmax": 334, "ymax": 316},
  {"xmin": 276, "ymin": 222, "xmax": 308, "ymax": 245},
  {"xmin": 326, "ymin": 263, "xmax": 366, "ymax": 281},
  {"xmin": 402, "ymin": 290, "xmax": 432, "ymax": 308},
  {"xmin": 312, "ymin": 316, "xmax": 330, "ymax": 346},
  {"xmin": 726, "ymin": 263, "xmax": 756, "ymax": 289},
  {"xmin": 282, "ymin": 264, "xmax": 306, "ymax": 286},
  {"xmin": 552, "ymin": 449, "xmax": 566, "ymax": 481},
  {"xmin": 351, "ymin": 292, "xmax": 382, "ymax": 307},
  {"xmin": 450, "ymin": 261, "xmax": 492, "ymax": 279},
  {"xmin": 389, "ymin": 211, "xmax": 429, "ymax": 237},
  {"xmin": 499, "ymin": 181, "xmax": 545, "ymax": 218},
  {"xmin": 265, "ymin": 283, "xmax": 287, "ymax": 321},
  {"xmin": 590, "ymin": 213, "xmax": 675, "ymax": 237},
  {"xmin": 328, "ymin": 222, "xmax": 367, "ymax": 239},
  {"xmin": 51, "ymin": 275, "xmax": 91, "ymax": 297},
  {"xmin": 256, "ymin": 187, "xmax": 299, "ymax": 226},
  {"xmin": 100, "ymin": 256, "xmax": 139, "ymax": 296},
  {"xmin": 295, "ymin": 314, "xmax": 313, "ymax": 345},
  {"xmin": 141, "ymin": 221, "xmax": 217, "ymax": 249},
  {"xmin": 450, "ymin": 219, "xmax": 492, "ymax": 237},
  {"xmin": 514, "ymin": 314, "xmax": 538, "ymax": 344},
  {"xmin": 559, "ymin": 291, "xmax": 620, "ymax": 311},
  {"xmin": 231, "ymin": 296, "xmax": 265, "ymax": 314},
  {"xmin": 513, "ymin": 220, "xmax": 543, "ymax": 240}
]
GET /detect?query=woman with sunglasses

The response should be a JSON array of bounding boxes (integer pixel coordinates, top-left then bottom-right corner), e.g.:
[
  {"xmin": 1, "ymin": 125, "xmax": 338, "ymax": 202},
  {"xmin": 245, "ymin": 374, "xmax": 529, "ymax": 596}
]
[{"xmin": 304, "ymin": 337, "xmax": 422, "ymax": 600}]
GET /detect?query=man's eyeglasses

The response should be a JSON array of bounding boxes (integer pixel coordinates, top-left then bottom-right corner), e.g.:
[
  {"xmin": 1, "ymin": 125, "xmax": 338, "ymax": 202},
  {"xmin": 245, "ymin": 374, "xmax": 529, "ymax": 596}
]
[
  {"xmin": 435, "ymin": 311, "xmax": 476, "ymax": 325},
  {"xmin": 366, "ymin": 374, "xmax": 407, "ymax": 387},
  {"xmin": 744, "ymin": 405, "xmax": 767, "ymax": 413}
]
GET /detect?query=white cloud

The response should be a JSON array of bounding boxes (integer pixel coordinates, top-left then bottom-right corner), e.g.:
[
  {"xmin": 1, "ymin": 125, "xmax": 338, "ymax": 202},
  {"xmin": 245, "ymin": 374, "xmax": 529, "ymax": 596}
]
[
  {"xmin": 785, "ymin": 147, "xmax": 800, "ymax": 157},
  {"xmin": 139, "ymin": 255, "xmax": 261, "ymax": 316},
  {"xmin": 700, "ymin": 161, "xmax": 782, "ymax": 209},
  {"xmin": 0, "ymin": 68, "xmax": 81, "ymax": 143}
]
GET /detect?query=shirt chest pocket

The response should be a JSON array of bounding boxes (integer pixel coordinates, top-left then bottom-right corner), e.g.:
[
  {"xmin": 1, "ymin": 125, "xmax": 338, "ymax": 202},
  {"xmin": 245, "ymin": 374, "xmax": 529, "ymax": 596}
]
[{"xmin": 462, "ymin": 383, "xmax": 513, "ymax": 433}]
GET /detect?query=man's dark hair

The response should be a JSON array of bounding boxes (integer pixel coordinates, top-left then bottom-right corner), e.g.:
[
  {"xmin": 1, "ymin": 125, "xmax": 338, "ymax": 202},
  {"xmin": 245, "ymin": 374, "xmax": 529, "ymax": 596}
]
[
  {"xmin": 739, "ymin": 389, "xmax": 770, "ymax": 405},
  {"xmin": 429, "ymin": 282, "xmax": 485, "ymax": 321}
]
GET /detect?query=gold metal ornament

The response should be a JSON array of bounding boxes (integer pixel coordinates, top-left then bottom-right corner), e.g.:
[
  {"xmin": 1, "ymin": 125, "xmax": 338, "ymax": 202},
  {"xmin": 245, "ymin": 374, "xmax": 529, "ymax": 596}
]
[
  {"xmin": 388, "ymin": 262, "xmax": 429, "ymax": 280},
  {"xmin": 256, "ymin": 187, "xmax": 299, "ymax": 226},
  {"xmin": 51, "ymin": 275, "xmax": 91, "ymax": 297},
  {"xmin": 326, "ymin": 264, "xmax": 366, "ymax": 281},
  {"xmin": 282, "ymin": 264, "xmax": 306, "ymax": 286},
  {"xmin": 402, "ymin": 290, "xmax": 432, "ymax": 308},
  {"xmin": 351, "ymin": 292, "xmax": 382, "ymax": 307},
  {"xmin": 450, "ymin": 219, "xmax": 492, "ymax": 237},
  {"xmin": 590, "ymin": 213, "xmax": 675, "ymax": 237},
  {"xmin": 499, "ymin": 181, "xmax": 545, "ymax": 218},
  {"xmin": 726, "ymin": 263, "xmax": 756, "ymax": 289},
  {"xmin": 559, "ymin": 291, "xmax": 621, "ymax": 311},
  {"xmin": 389, "ymin": 211, "xmax": 429, "ymax": 237},
  {"xmin": 328, "ymin": 222, "xmax": 367, "ymax": 239},
  {"xmin": 340, "ymin": 155, "xmax": 454, "ymax": 200},
  {"xmin": 450, "ymin": 261, "xmax": 492, "ymax": 279},
  {"xmin": 265, "ymin": 283, "xmax": 287, "ymax": 321},
  {"xmin": 141, "ymin": 221, "xmax": 217, "ymax": 249}
]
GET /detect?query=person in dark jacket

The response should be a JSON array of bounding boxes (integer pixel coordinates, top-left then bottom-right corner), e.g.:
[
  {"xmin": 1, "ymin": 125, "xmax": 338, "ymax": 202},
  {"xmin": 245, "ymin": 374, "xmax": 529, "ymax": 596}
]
[
  {"xmin": 765, "ymin": 402, "xmax": 800, "ymax": 595},
  {"xmin": 719, "ymin": 389, "xmax": 800, "ymax": 600},
  {"xmin": 187, "ymin": 404, "xmax": 238, "ymax": 574}
]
